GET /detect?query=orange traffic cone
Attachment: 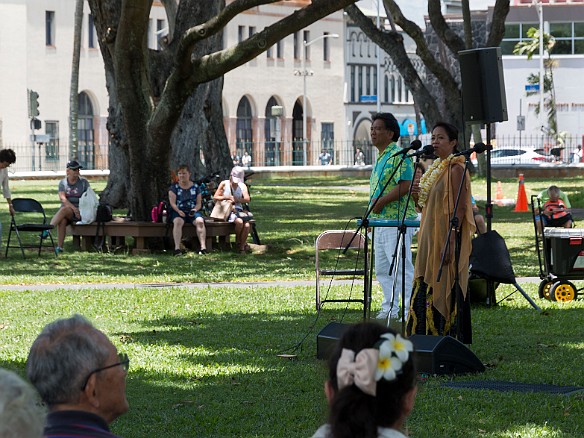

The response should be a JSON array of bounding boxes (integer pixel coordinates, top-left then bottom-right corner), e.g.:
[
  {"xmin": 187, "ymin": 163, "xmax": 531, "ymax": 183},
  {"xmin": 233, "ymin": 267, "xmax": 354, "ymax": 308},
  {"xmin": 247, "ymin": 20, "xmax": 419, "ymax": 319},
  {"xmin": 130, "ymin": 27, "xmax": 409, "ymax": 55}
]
[
  {"xmin": 495, "ymin": 181, "xmax": 504, "ymax": 206},
  {"xmin": 513, "ymin": 174, "xmax": 529, "ymax": 212}
]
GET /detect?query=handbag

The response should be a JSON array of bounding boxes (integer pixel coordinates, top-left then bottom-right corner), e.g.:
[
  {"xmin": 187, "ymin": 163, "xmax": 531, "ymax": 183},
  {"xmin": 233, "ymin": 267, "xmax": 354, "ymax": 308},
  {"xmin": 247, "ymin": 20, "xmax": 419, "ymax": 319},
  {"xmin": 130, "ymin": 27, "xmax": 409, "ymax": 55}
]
[
  {"xmin": 210, "ymin": 200, "xmax": 232, "ymax": 221},
  {"xmin": 235, "ymin": 210, "xmax": 254, "ymax": 221}
]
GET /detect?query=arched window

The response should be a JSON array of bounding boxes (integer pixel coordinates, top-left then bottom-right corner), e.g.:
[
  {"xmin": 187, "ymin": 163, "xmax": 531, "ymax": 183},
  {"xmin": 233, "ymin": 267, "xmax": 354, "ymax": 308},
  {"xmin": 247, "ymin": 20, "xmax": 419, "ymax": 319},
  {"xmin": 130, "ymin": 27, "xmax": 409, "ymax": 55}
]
[
  {"xmin": 292, "ymin": 101, "xmax": 304, "ymax": 166},
  {"xmin": 77, "ymin": 92, "xmax": 94, "ymax": 169},
  {"xmin": 264, "ymin": 97, "xmax": 281, "ymax": 166},
  {"xmin": 236, "ymin": 96, "xmax": 253, "ymax": 158}
]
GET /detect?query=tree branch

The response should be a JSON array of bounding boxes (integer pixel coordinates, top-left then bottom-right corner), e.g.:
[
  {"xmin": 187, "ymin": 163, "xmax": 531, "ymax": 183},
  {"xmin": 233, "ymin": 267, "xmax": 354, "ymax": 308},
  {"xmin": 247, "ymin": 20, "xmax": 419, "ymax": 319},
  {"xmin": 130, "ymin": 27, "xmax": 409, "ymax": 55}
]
[
  {"xmin": 172, "ymin": 0, "xmax": 357, "ymax": 86},
  {"xmin": 487, "ymin": 0, "xmax": 510, "ymax": 47},
  {"xmin": 384, "ymin": 0, "xmax": 460, "ymax": 100},
  {"xmin": 345, "ymin": 5, "xmax": 442, "ymax": 125},
  {"xmin": 428, "ymin": 0, "xmax": 465, "ymax": 54}
]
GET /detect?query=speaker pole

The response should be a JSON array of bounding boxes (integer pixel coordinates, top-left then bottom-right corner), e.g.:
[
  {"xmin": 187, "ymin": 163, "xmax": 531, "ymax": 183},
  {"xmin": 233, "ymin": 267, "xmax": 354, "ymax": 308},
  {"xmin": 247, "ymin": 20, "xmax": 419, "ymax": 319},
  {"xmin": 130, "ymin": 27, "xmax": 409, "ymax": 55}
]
[{"xmin": 485, "ymin": 123, "xmax": 496, "ymax": 306}]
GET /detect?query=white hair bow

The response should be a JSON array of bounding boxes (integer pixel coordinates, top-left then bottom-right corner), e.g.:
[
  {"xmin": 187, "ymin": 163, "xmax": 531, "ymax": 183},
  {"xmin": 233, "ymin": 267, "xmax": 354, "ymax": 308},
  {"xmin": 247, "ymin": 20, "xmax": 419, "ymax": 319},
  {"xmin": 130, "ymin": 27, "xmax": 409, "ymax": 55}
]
[{"xmin": 336, "ymin": 348, "xmax": 379, "ymax": 396}]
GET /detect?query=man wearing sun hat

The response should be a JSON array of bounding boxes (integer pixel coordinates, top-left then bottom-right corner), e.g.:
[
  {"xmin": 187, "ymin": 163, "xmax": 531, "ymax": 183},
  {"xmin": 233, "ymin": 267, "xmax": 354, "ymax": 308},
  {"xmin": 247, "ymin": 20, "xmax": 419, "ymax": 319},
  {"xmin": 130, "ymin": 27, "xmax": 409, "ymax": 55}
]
[{"xmin": 47, "ymin": 160, "xmax": 91, "ymax": 254}]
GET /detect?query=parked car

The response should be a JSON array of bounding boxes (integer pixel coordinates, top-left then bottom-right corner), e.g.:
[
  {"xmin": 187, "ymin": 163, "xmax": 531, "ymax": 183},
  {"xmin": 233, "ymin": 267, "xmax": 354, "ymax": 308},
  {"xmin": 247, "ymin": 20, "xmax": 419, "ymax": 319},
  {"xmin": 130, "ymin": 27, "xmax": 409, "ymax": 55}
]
[{"xmin": 471, "ymin": 147, "xmax": 551, "ymax": 166}]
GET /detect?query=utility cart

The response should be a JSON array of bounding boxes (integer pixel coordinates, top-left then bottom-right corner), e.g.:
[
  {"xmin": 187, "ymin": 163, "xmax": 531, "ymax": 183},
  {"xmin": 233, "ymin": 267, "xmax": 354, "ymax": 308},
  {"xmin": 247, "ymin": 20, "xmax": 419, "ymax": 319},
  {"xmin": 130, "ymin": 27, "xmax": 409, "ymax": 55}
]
[{"xmin": 532, "ymin": 195, "xmax": 583, "ymax": 302}]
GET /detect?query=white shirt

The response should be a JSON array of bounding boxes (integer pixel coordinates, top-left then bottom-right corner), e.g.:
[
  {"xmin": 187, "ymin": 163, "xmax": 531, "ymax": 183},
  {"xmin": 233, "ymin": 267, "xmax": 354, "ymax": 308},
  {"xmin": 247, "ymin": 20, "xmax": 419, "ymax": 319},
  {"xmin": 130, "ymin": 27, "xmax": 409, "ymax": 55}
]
[{"xmin": 312, "ymin": 424, "xmax": 408, "ymax": 438}]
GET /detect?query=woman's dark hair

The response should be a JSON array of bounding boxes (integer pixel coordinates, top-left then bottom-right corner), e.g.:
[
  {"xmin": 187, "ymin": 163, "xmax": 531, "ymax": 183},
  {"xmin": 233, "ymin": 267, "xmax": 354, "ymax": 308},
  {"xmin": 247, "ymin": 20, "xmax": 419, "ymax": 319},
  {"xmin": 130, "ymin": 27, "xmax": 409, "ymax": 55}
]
[
  {"xmin": 0, "ymin": 149, "xmax": 16, "ymax": 164},
  {"xmin": 326, "ymin": 322, "xmax": 417, "ymax": 438},
  {"xmin": 432, "ymin": 122, "xmax": 460, "ymax": 153}
]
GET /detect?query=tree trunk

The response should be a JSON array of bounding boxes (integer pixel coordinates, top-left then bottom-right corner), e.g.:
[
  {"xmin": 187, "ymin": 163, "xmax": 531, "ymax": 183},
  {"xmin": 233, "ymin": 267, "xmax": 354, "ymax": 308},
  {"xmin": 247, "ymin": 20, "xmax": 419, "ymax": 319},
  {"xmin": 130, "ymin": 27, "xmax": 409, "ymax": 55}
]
[
  {"xmin": 69, "ymin": 0, "xmax": 84, "ymax": 160},
  {"xmin": 87, "ymin": 0, "xmax": 359, "ymax": 219}
]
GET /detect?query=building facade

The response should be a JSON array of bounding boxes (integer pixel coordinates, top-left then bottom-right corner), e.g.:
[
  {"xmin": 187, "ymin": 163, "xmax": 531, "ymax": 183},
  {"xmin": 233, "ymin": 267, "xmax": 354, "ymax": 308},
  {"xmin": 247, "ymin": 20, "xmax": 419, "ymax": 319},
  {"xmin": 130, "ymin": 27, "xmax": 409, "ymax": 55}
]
[{"xmin": 2, "ymin": 1, "xmax": 582, "ymax": 171}]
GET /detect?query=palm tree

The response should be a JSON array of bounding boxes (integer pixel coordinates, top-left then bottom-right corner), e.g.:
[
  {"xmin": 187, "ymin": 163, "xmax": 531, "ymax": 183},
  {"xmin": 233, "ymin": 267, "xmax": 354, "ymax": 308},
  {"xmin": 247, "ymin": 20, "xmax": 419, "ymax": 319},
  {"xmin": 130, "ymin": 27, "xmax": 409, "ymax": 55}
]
[
  {"xmin": 69, "ymin": 0, "xmax": 84, "ymax": 161},
  {"xmin": 514, "ymin": 27, "xmax": 560, "ymax": 141}
]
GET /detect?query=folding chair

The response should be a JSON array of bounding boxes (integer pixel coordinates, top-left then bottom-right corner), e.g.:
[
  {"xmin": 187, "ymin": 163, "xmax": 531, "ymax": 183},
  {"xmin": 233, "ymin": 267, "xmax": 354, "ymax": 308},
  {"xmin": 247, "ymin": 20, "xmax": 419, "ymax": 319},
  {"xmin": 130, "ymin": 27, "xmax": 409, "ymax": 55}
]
[
  {"xmin": 5, "ymin": 198, "xmax": 55, "ymax": 258},
  {"xmin": 315, "ymin": 230, "xmax": 367, "ymax": 314}
]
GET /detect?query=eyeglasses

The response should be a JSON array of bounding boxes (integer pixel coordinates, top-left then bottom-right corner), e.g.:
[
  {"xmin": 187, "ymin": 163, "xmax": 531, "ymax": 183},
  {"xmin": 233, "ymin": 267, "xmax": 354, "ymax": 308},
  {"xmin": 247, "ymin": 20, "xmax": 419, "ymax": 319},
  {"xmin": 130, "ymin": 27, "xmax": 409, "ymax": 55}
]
[{"xmin": 80, "ymin": 352, "xmax": 130, "ymax": 391}]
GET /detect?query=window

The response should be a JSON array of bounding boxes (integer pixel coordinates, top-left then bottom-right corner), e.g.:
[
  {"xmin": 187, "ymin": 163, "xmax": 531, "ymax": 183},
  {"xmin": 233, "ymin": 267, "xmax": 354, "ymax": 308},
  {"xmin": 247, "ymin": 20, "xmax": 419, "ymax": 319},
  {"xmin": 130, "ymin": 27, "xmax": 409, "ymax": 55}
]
[
  {"xmin": 156, "ymin": 19, "xmax": 166, "ymax": 50},
  {"xmin": 366, "ymin": 66, "xmax": 371, "ymax": 95},
  {"xmin": 323, "ymin": 32, "xmax": 331, "ymax": 61},
  {"xmin": 303, "ymin": 30, "xmax": 310, "ymax": 60},
  {"xmin": 358, "ymin": 66, "xmax": 363, "ymax": 98},
  {"xmin": 249, "ymin": 26, "xmax": 256, "ymax": 39},
  {"xmin": 267, "ymin": 45, "xmax": 273, "ymax": 59},
  {"xmin": 78, "ymin": 92, "xmax": 95, "ymax": 169},
  {"xmin": 276, "ymin": 40, "xmax": 283, "ymax": 58},
  {"xmin": 236, "ymin": 97, "xmax": 253, "ymax": 158},
  {"xmin": 46, "ymin": 11, "xmax": 55, "ymax": 46},
  {"xmin": 321, "ymin": 123, "xmax": 334, "ymax": 154},
  {"xmin": 549, "ymin": 22, "xmax": 584, "ymax": 55},
  {"xmin": 45, "ymin": 121, "xmax": 59, "ymax": 160},
  {"xmin": 350, "ymin": 65, "xmax": 356, "ymax": 102},
  {"xmin": 294, "ymin": 32, "xmax": 300, "ymax": 60},
  {"xmin": 500, "ymin": 22, "xmax": 538, "ymax": 55},
  {"xmin": 88, "ymin": 14, "xmax": 95, "ymax": 49},
  {"xmin": 238, "ymin": 26, "xmax": 245, "ymax": 43}
]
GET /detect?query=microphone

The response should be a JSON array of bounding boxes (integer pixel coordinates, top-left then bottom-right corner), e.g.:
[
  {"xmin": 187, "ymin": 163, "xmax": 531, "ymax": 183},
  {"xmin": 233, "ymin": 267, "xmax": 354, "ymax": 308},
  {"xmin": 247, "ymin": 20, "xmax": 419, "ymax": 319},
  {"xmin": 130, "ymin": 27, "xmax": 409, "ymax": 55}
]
[
  {"xmin": 390, "ymin": 140, "xmax": 422, "ymax": 158},
  {"xmin": 408, "ymin": 144, "xmax": 434, "ymax": 158},
  {"xmin": 452, "ymin": 142, "xmax": 492, "ymax": 157}
]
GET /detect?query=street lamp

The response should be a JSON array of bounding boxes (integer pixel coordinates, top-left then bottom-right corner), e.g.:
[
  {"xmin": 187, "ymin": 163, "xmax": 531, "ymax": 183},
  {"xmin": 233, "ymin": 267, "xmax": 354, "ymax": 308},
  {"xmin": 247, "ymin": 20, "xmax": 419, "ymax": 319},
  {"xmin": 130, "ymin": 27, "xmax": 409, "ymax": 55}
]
[{"xmin": 294, "ymin": 33, "xmax": 339, "ymax": 165}]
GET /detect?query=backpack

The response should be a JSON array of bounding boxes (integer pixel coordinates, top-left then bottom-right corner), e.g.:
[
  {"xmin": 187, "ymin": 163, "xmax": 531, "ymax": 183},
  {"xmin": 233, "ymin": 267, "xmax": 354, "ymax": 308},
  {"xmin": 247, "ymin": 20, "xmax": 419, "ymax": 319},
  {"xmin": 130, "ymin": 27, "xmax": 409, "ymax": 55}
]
[
  {"xmin": 96, "ymin": 204, "xmax": 113, "ymax": 223},
  {"xmin": 94, "ymin": 203, "xmax": 113, "ymax": 252},
  {"xmin": 151, "ymin": 201, "xmax": 168, "ymax": 223}
]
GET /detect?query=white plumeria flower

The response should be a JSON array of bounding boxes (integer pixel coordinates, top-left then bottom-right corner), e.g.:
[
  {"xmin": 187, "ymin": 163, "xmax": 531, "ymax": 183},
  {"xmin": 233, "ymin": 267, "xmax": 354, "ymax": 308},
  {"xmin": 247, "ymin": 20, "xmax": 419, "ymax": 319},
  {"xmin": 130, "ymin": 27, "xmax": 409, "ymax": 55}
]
[
  {"xmin": 380, "ymin": 333, "xmax": 414, "ymax": 362},
  {"xmin": 375, "ymin": 339, "xmax": 403, "ymax": 382}
]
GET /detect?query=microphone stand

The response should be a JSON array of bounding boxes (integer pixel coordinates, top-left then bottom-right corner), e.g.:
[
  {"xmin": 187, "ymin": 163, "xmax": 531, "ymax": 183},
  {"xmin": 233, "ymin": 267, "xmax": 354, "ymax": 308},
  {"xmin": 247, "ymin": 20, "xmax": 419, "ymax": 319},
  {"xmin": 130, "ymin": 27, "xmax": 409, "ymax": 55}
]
[
  {"xmin": 435, "ymin": 153, "xmax": 471, "ymax": 341},
  {"xmin": 343, "ymin": 149, "xmax": 413, "ymax": 320},
  {"xmin": 384, "ymin": 154, "xmax": 420, "ymax": 334}
]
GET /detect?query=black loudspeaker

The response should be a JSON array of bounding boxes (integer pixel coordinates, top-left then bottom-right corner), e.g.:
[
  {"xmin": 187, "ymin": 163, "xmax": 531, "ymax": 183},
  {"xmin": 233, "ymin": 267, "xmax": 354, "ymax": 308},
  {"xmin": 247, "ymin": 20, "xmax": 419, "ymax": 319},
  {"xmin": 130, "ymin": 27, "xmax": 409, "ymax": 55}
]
[
  {"xmin": 410, "ymin": 335, "xmax": 485, "ymax": 375},
  {"xmin": 316, "ymin": 322, "xmax": 350, "ymax": 360},
  {"xmin": 459, "ymin": 47, "xmax": 508, "ymax": 124}
]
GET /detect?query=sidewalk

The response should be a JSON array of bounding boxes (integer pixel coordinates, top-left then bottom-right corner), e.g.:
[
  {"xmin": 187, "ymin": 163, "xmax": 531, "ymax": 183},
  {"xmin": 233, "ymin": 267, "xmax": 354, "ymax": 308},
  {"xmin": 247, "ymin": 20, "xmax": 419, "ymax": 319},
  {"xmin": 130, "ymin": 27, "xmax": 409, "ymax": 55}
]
[{"xmin": 0, "ymin": 277, "xmax": 542, "ymax": 292}]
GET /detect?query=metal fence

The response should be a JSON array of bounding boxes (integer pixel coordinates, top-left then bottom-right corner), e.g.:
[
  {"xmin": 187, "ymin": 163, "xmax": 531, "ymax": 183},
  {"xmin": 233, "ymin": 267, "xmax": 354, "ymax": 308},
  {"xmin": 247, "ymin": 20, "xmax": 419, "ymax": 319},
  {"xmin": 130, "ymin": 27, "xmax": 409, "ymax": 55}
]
[
  {"xmin": 4, "ymin": 142, "xmax": 109, "ymax": 173},
  {"xmin": 5, "ymin": 133, "xmax": 584, "ymax": 172}
]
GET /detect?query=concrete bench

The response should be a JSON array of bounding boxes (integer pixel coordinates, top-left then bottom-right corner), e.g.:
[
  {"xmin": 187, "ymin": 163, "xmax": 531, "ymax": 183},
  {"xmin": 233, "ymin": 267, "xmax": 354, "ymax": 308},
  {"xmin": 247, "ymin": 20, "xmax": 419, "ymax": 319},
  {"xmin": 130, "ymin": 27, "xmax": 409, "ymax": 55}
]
[{"xmin": 67, "ymin": 219, "xmax": 237, "ymax": 253}]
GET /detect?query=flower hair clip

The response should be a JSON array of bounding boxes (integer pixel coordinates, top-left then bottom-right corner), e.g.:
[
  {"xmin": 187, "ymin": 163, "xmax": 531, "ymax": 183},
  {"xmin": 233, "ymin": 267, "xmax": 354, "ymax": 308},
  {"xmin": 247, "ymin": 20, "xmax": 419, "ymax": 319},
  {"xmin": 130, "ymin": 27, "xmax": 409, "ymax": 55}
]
[
  {"xmin": 374, "ymin": 333, "xmax": 414, "ymax": 383},
  {"xmin": 336, "ymin": 333, "xmax": 414, "ymax": 396}
]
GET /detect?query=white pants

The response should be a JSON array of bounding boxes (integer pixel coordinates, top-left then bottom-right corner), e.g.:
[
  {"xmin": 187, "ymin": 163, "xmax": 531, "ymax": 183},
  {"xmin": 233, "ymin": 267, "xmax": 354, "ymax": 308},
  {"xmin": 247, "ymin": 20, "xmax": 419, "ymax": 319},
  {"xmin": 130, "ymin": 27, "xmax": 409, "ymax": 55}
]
[{"xmin": 374, "ymin": 226, "xmax": 414, "ymax": 319}]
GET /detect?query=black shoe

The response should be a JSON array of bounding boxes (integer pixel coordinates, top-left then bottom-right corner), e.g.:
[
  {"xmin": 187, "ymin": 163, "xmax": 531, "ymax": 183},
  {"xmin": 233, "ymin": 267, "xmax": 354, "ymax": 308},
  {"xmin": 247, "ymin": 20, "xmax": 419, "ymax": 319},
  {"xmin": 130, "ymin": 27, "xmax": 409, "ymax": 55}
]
[
  {"xmin": 174, "ymin": 249, "xmax": 183, "ymax": 256},
  {"xmin": 198, "ymin": 249, "xmax": 208, "ymax": 255}
]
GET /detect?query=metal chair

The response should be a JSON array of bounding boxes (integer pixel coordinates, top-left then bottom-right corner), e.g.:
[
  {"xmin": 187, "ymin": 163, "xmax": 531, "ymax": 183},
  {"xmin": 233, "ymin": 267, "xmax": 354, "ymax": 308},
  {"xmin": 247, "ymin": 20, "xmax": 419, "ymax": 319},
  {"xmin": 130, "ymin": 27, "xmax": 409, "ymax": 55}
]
[
  {"xmin": 315, "ymin": 230, "xmax": 367, "ymax": 313},
  {"xmin": 5, "ymin": 198, "xmax": 55, "ymax": 258}
]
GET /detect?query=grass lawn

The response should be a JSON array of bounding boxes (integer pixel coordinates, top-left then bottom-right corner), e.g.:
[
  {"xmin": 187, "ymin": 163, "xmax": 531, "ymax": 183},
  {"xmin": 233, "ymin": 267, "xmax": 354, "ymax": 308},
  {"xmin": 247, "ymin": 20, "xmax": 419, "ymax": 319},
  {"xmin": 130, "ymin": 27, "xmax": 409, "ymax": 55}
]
[{"xmin": 1, "ymin": 174, "xmax": 583, "ymax": 437}]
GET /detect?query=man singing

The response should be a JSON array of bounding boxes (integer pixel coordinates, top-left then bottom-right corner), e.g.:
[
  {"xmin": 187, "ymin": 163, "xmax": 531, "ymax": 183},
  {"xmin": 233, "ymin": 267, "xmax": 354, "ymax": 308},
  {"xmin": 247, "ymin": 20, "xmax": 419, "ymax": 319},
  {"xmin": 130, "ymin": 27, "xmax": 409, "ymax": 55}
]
[{"xmin": 369, "ymin": 113, "xmax": 417, "ymax": 322}]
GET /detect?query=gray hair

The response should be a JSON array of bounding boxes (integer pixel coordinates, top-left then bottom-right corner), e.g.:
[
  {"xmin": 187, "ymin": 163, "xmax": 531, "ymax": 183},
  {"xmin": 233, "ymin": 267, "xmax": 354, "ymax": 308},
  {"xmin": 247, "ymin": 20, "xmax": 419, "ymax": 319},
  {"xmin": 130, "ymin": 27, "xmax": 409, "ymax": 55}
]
[
  {"xmin": 0, "ymin": 368, "xmax": 45, "ymax": 438},
  {"xmin": 26, "ymin": 314, "xmax": 111, "ymax": 407}
]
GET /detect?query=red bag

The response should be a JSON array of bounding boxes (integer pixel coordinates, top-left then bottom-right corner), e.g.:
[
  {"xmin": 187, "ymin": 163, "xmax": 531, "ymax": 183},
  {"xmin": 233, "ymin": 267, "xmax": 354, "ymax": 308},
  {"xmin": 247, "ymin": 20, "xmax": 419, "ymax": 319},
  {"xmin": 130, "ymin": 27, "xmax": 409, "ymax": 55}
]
[{"xmin": 151, "ymin": 201, "xmax": 168, "ymax": 223}]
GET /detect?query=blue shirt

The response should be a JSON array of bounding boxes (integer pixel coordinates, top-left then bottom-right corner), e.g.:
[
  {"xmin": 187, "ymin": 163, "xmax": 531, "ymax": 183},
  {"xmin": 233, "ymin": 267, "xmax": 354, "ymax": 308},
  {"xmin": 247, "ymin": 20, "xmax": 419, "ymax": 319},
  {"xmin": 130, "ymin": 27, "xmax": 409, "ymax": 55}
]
[
  {"xmin": 369, "ymin": 143, "xmax": 416, "ymax": 220},
  {"xmin": 169, "ymin": 183, "xmax": 200, "ymax": 213}
]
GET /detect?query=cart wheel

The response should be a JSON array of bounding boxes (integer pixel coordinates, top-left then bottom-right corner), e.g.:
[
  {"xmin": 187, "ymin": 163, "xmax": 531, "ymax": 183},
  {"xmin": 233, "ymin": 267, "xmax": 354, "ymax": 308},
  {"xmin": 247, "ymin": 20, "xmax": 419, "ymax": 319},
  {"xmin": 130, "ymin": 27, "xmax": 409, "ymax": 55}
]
[
  {"xmin": 549, "ymin": 280, "xmax": 578, "ymax": 302},
  {"xmin": 538, "ymin": 280, "xmax": 553, "ymax": 300}
]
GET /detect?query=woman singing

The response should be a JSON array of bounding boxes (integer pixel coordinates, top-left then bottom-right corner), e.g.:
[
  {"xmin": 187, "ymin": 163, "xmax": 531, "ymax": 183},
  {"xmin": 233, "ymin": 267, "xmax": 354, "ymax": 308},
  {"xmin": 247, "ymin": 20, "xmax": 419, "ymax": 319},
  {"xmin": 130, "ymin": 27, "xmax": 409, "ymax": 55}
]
[{"xmin": 407, "ymin": 122, "xmax": 475, "ymax": 343}]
